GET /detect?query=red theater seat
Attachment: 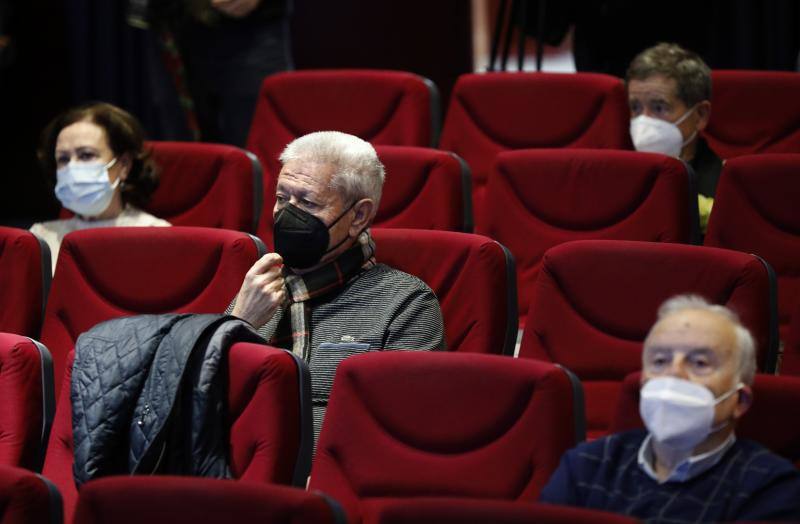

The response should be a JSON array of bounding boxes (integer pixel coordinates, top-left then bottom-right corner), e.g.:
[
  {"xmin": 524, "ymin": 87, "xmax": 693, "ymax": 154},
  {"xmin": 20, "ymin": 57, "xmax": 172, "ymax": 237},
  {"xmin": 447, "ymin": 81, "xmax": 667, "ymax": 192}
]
[
  {"xmin": 44, "ymin": 343, "xmax": 311, "ymax": 524},
  {"xmin": 373, "ymin": 145, "xmax": 472, "ymax": 232},
  {"xmin": 309, "ymin": 351, "xmax": 584, "ymax": 524},
  {"xmin": 519, "ymin": 240, "xmax": 779, "ymax": 438},
  {"xmin": 144, "ymin": 141, "xmax": 263, "ymax": 234},
  {"xmin": 476, "ymin": 149, "xmax": 696, "ymax": 328},
  {"xmin": 0, "ymin": 227, "xmax": 51, "ymax": 338},
  {"xmin": 73, "ymin": 476, "xmax": 345, "ymax": 524},
  {"xmin": 439, "ymin": 72, "xmax": 631, "ymax": 222},
  {"xmin": 371, "ymin": 498, "xmax": 638, "ymax": 524},
  {"xmin": 372, "ymin": 228, "xmax": 517, "ymax": 355},
  {"xmin": 0, "ymin": 465, "xmax": 62, "ymax": 524},
  {"xmin": 612, "ymin": 371, "xmax": 800, "ymax": 466},
  {"xmin": 246, "ymin": 70, "xmax": 440, "ymax": 245},
  {"xmin": 704, "ymin": 71, "xmax": 800, "ymax": 158},
  {"xmin": 704, "ymin": 154, "xmax": 800, "ymax": 348},
  {"xmin": 0, "ymin": 334, "xmax": 54, "ymax": 471},
  {"xmin": 39, "ymin": 227, "xmax": 265, "ymax": 393}
]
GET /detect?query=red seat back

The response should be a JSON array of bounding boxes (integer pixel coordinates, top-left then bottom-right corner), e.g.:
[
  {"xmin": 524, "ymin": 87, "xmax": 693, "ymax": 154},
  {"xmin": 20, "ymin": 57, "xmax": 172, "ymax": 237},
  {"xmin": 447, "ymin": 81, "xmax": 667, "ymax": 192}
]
[
  {"xmin": 246, "ymin": 70, "xmax": 439, "ymax": 246},
  {"xmin": 309, "ymin": 351, "xmax": 583, "ymax": 524},
  {"xmin": 370, "ymin": 498, "xmax": 638, "ymax": 524},
  {"xmin": 704, "ymin": 154, "xmax": 800, "ymax": 347},
  {"xmin": 40, "ymin": 227, "xmax": 265, "ymax": 392},
  {"xmin": 704, "ymin": 70, "xmax": 800, "ymax": 158},
  {"xmin": 439, "ymin": 72, "xmax": 631, "ymax": 222},
  {"xmin": 612, "ymin": 371, "xmax": 800, "ymax": 466},
  {"xmin": 0, "ymin": 227, "xmax": 50, "ymax": 338},
  {"xmin": 0, "ymin": 334, "xmax": 54, "ymax": 471},
  {"xmin": 44, "ymin": 343, "xmax": 310, "ymax": 523},
  {"xmin": 0, "ymin": 465, "xmax": 62, "ymax": 524},
  {"xmin": 373, "ymin": 145, "xmax": 472, "ymax": 232},
  {"xmin": 144, "ymin": 141, "xmax": 263, "ymax": 234},
  {"xmin": 477, "ymin": 149, "xmax": 695, "ymax": 327},
  {"xmin": 73, "ymin": 476, "xmax": 344, "ymax": 524},
  {"xmin": 372, "ymin": 228, "xmax": 517, "ymax": 355},
  {"xmin": 519, "ymin": 240, "xmax": 778, "ymax": 438}
]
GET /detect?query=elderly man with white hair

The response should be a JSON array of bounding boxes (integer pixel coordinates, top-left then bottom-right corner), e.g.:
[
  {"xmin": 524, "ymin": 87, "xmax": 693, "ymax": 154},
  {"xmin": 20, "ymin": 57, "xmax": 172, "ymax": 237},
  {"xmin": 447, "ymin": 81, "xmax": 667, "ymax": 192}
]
[
  {"xmin": 539, "ymin": 294, "xmax": 800, "ymax": 522},
  {"xmin": 229, "ymin": 131, "xmax": 445, "ymax": 441}
]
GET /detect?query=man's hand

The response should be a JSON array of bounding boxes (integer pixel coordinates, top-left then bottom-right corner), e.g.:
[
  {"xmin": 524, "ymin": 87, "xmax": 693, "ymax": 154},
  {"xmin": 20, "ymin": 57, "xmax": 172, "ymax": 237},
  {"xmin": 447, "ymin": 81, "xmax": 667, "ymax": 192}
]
[
  {"xmin": 232, "ymin": 253, "xmax": 286, "ymax": 329},
  {"xmin": 210, "ymin": 0, "xmax": 262, "ymax": 19}
]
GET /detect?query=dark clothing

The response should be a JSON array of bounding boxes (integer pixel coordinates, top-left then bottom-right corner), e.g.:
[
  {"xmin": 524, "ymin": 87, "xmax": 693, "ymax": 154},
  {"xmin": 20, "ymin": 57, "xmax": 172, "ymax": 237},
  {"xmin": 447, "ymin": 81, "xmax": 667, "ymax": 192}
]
[
  {"xmin": 71, "ymin": 313, "xmax": 264, "ymax": 486},
  {"xmin": 691, "ymin": 136, "xmax": 723, "ymax": 198},
  {"xmin": 539, "ymin": 429, "xmax": 800, "ymax": 523}
]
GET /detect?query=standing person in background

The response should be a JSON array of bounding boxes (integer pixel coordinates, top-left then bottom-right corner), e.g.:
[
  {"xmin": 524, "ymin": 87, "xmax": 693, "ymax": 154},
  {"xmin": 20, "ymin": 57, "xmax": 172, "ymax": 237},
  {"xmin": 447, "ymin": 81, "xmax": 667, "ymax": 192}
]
[
  {"xmin": 626, "ymin": 43, "xmax": 721, "ymax": 233},
  {"xmin": 31, "ymin": 102, "xmax": 170, "ymax": 268},
  {"xmin": 130, "ymin": 0, "xmax": 292, "ymax": 146}
]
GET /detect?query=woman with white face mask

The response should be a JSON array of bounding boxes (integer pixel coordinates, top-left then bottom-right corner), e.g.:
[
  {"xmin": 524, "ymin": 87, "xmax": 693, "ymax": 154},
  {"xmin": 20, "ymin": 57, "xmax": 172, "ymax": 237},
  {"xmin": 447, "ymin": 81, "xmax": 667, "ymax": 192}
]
[{"xmin": 30, "ymin": 102, "xmax": 170, "ymax": 271}]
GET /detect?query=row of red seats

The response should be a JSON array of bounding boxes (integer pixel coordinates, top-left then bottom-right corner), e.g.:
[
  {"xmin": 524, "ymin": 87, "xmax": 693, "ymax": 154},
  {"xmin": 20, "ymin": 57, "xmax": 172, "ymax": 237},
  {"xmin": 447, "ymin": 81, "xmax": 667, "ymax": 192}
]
[{"xmin": 3, "ymin": 346, "xmax": 799, "ymax": 523}]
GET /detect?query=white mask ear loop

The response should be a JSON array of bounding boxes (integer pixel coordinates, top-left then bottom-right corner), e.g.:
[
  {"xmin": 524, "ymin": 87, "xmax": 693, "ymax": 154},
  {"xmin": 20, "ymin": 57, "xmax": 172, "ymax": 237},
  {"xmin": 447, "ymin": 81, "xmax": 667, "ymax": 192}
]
[
  {"xmin": 673, "ymin": 106, "xmax": 698, "ymax": 147},
  {"xmin": 709, "ymin": 382, "xmax": 744, "ymax": 433}
]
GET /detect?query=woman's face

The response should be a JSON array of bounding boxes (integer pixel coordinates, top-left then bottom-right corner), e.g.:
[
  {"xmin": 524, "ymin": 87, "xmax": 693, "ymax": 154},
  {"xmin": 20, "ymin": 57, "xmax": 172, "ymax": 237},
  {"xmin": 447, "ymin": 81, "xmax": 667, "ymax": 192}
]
[{"xmin": 55, "ymin": 120, "xmax": 128, "ymax": 184}]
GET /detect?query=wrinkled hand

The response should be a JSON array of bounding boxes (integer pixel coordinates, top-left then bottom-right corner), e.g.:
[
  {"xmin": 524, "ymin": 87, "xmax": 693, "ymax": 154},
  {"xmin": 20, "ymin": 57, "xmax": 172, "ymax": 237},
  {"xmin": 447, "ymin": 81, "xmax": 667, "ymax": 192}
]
[
  {"xmin": 210, "ymin": 0, "xmax": 262, "ymax": 18},
  {"xmin": 232, "ymin": 253, "xmax": 286, "ymax": 329}
]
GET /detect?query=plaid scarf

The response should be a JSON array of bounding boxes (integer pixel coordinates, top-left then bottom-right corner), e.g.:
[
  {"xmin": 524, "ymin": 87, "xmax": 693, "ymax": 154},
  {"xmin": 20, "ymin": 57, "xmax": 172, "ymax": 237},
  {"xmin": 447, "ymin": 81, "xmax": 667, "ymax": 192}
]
[{"xmin": 277, "ymin": 231, "xmax": 376, "ymax": 359}]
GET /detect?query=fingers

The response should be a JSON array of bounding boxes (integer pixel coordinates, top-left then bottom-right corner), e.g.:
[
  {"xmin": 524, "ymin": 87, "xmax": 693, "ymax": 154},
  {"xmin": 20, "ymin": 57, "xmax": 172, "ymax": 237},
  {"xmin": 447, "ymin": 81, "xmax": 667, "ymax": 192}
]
[{"xmin": 248, "ymin": 253, "xmax": 283, "ymax": 277}]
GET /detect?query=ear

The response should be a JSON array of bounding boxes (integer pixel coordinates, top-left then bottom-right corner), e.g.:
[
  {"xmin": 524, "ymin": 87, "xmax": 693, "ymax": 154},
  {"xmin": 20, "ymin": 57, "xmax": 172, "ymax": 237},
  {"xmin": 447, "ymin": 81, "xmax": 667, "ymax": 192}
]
[
  {"xmin": 117, "ymin": 153, "xmax": 133, "ymax": 181},
  {"xmin": 348, "ymin": 198, "xmax": 375, "ymax": 238},
  {"xmin": 694, "ymin": 100, "xmax": 711, "ymax": 132},
  {"xmin": 733, "ymin": 384, "xmax": 753, "ymax": 420}
]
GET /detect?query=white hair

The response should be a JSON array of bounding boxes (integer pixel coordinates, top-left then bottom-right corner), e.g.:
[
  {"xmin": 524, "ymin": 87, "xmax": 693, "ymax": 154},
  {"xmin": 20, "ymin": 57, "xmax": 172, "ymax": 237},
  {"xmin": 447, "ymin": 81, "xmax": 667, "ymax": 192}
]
[
  {"xmin": 645, "ymin": 294, "xmax": 757, "ymax": 385},
  {"xmin": 279, "ymin": 131, "xmax": 385, "ymax": 208}
]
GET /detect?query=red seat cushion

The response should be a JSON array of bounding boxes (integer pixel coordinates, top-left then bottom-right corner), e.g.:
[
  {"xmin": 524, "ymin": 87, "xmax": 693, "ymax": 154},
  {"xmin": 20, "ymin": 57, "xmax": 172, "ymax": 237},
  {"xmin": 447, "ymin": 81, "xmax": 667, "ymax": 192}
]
[
  {"xmin": 0, "ymin": 465, "xmax": 58, "ymax": 524},
  {"xmin": 246, "ymin": 70, "xmax": 437, "ymax": 245},
  {"xmin": 309, "ymin": 352, "xmax": 581, "ymax": 524},
  {"xmin": 40, "ymin": 226, "xmax": 262, "ymax": 393},
  {"xmin": 704, "ymin": 154, "xmax": 800, "ymax": 346},
  {"xmin": 0, "ymin": 227, "xmax": 48, "ymax": 338},
  {"xmin": 520, "ymin": 239, "xmax": 777, "ymax": 437},
  {"xmin": 704, "ymin": 70, "xmax": 800, "ymax": 158},
  {"xmin": 373, "ymin": 145, "xmax": 470, "ymax": 232},
  {"xmin": 372, "ymin": 228, "xmax": 516, "ymax": 355},
  {"xmin": 477, "ymin": 149, "xmax": 693, "ymax": 327},
  {"xmin": 439, "ymin": 72, "xmax": 632, "ymax": 222}
]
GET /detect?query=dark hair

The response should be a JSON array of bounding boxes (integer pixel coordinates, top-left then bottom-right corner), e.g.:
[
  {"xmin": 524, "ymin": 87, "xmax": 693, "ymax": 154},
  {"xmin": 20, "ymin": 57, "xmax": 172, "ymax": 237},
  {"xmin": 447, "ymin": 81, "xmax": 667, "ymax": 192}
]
[
  {"xmin": 38, "ymin": 102, "xmax": 159, "ymax": 208},
  {"xmin": 626, "ymin": 42, "xmax": 711, "ymax": 108}
]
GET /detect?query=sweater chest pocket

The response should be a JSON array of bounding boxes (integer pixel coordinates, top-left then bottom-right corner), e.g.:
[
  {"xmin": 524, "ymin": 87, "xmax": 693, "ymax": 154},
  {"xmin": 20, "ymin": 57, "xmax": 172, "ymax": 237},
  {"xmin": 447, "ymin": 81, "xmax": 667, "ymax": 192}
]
[{"xmin": 309, "ymin": 342, "xmax": 372, "ymax": 402}]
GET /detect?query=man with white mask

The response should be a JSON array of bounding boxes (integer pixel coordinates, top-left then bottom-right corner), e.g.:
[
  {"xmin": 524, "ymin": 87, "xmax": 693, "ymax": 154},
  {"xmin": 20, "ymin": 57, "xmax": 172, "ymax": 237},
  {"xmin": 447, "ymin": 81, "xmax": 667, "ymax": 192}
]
[
  {"xmin": 539, "ymin": 295, "xmax": 800, "ymax": 522},
  {"xmin": 626, "ymin": 43, "xmax": 721, "ymax": 232}
]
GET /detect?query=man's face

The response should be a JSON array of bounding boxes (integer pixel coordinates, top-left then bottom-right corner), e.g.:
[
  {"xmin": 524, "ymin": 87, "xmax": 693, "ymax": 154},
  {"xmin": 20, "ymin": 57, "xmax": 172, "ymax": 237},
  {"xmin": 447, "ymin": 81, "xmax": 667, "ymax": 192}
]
[
  {"xmin": 642, "ymin": 309, "xmax": 744, "ymax": 425},
  {"xmin": 274, "ymin": 159, "xmax": 354, "ymax": 262},
  {"xmin": 628, "ymin": 74, "xmax": 706, "ymax": 156}
]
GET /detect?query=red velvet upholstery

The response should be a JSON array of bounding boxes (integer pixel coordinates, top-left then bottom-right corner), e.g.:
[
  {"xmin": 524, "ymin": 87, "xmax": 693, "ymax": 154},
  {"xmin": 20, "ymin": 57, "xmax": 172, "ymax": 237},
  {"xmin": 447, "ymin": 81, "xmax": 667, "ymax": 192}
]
[
  {"xmin": 439, "ymin": 72, "xmax": 632, "ymax": 222},
  {"xmin": 369, "ymin": 498, "xmax": 638, "ymax": 524},
  {"xmin": 39, "ymin": 226, "xmax": 264, "ymax": 393},
  {"xmin": 246, "ymin": 70, "xmax": 438, "ymax": 245},
  {"xmin": 73, "ymin": 476, "xmax": 343, "ymax": 524},
  {"xmin": 308, "ymin": 351, "xmax": 582, "ymax": 524},
  {"xmin": 704, "ymin": 71, "xmax": 800, "ymax": 158},
  {"xmin": 372, "ymin": 228, "xmax": 517, "ymax": 355},
  {"xmin": 0, "ymin": 465, "xmax": 61, "ymax": 524},
  {"xmin": 373, "ymin": 145, "xmax": 471, "ymax": 232},
  {"xmin": 0, "ymin": 334, "xmax": 54, "ymax": 471},
  {"xmin": 476, "ymin": 149, "xmax": 694, "ymax": 328},
  {"xmin": 704, "ymin": 154, "xmax": 800, "ymax": 348},
  {"xmin": 785, "ymin": 300, "xmax": 800, "ymax": 376},
  {"xmin": 519, "ymin": 240, "xmax": 778, "ymax": 438},
  {"xmin": 143, "ymin": 141, "xmax": 263, "ymax": 234},
  {"xmin": 0, "ymin": 227, "xmax": 50, "ymax": 338},
  {"xmin": 44, "ymin": 343, "xmax": 310, "ymax": 524},
  {"xmin": 612, "ymin": 371, "xmax": 800, "ymax": 466}
]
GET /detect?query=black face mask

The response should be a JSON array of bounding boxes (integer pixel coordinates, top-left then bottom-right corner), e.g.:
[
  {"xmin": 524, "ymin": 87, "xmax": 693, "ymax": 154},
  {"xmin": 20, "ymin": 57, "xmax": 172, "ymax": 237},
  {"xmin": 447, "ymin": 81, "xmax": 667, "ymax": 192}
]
[{"xmin": 273, "ymin": 201, "xmax": 356, "ymax": 269}]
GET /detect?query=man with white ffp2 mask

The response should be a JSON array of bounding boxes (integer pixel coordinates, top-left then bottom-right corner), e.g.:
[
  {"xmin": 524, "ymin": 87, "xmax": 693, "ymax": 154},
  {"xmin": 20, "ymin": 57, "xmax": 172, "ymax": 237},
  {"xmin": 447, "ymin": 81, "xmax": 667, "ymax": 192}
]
[
  {"xmin": 539, "ymin": 295, "xmax": 800, "ymax": 522},
  {"xmin": 626, "ymin": 43, "xmax": 722, "ymax": 233}
]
